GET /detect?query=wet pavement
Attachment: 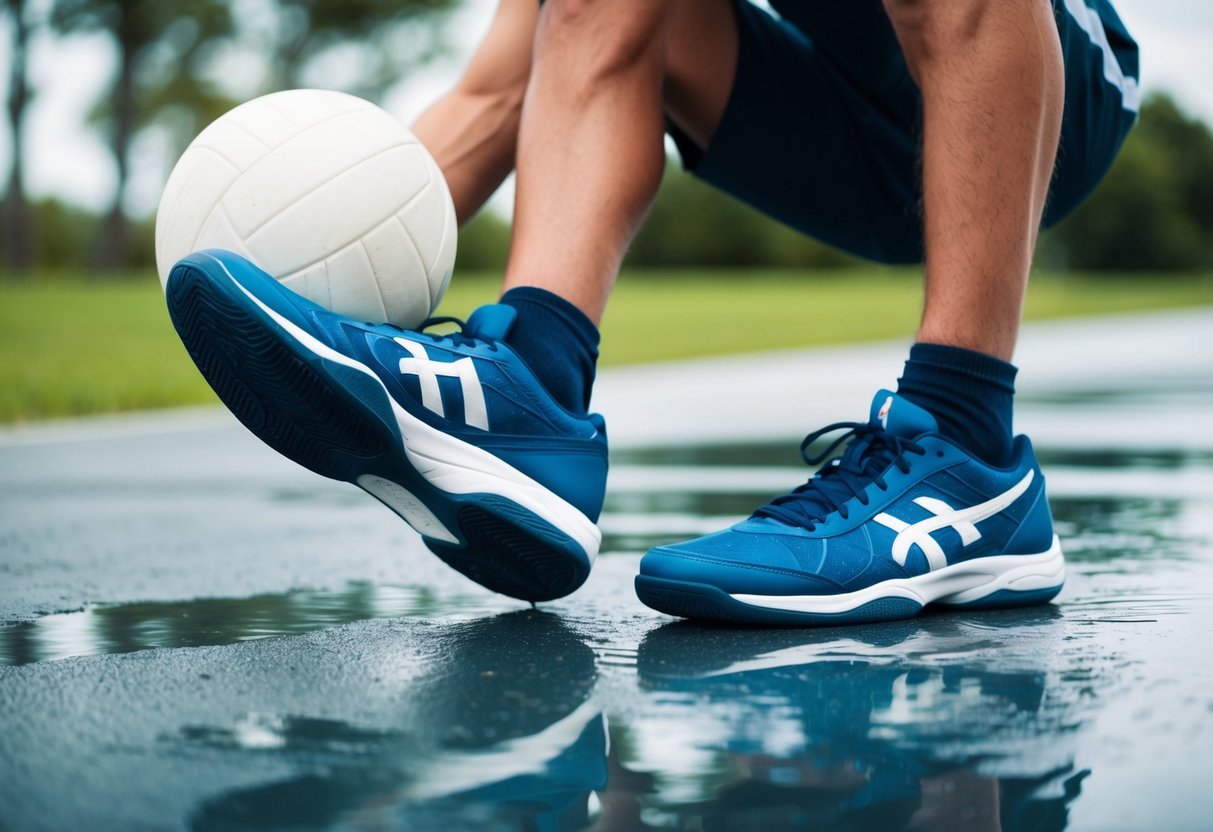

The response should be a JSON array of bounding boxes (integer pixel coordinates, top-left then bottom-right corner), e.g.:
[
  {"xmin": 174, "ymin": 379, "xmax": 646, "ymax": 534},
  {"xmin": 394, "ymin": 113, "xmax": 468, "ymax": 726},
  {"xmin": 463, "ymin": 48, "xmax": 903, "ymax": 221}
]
[{"xmin": 1, "ymin": 309, "xmax": 1212, "ymax": 831}]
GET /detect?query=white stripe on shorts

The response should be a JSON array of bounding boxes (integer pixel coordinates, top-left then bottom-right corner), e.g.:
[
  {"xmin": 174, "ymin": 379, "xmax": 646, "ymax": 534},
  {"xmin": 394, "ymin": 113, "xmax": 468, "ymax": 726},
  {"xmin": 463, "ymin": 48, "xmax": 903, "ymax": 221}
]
[{"xmin": 1063, "ymin": 0, "xmax": 1141, "ymax": 112}]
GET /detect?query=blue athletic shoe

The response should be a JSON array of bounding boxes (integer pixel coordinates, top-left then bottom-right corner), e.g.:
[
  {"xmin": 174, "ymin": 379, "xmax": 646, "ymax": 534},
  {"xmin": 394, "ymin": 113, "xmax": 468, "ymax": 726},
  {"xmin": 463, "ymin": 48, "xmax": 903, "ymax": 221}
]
[
  {"xmin": 165, "ymin": 249, "xmax": 607, "ymax": 602},
  {"xmin": 635, "ymin": 391, "xmax": 1064, "ymax": 625}
]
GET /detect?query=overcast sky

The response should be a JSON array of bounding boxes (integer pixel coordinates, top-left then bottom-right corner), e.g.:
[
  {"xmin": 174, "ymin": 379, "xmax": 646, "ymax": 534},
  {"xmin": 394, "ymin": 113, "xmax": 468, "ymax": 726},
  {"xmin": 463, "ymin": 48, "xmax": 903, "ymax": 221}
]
[{"xmin": 0, "ymin": 0, "xmax": 1210, "ymax": 217}]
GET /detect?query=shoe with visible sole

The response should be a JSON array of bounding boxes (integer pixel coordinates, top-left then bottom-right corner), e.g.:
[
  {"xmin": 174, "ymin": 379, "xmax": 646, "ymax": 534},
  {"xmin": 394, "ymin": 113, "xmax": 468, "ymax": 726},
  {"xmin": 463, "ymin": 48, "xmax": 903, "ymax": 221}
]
[
  {"xmin": 635, "ymin": 391, "xmax": 1064, "ymax": 626},
  {"xmin": 165, "ymin": 249, "xmax": 608, "ymax": 602}
]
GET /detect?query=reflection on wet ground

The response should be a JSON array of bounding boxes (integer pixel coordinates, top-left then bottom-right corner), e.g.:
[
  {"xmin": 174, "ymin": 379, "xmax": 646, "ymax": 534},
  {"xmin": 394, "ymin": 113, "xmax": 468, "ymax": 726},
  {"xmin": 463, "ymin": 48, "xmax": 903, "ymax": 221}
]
[
  {"xmin": 2, "ymin": 377, "xmax": 1213, "ymax": 830},
  {"xmin": 183, "ymin": 611, "xmax": 608, "ymax": 832},
  {"xmin": 633, "ymin": 611, "xmax": 1084, "ymax": 832},
  {"xmin": 0, "ymin": 583, "xmax": 500, "ymax": 666}
]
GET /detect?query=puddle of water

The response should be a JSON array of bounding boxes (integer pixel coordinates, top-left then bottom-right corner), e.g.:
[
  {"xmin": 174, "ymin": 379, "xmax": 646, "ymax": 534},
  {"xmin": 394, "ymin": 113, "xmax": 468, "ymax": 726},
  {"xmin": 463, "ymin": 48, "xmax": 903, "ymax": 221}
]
[
  {"xmin": 628, "ymin": 611, "xmax": 1087, "ymax": 830},
  {"xmin": 0, "ymin": 583, "xmax": 501, "ymax": 666},
  {"xmin": 171, "ymin": 611, "xmax": 607, "ymax": 832}
]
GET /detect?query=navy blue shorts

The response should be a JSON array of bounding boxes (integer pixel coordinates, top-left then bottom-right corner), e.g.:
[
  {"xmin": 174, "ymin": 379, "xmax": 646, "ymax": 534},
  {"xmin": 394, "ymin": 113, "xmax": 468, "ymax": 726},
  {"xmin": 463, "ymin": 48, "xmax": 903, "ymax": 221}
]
[{"xmin": 668, "ymin": 0, "xmax": 1140, "ymax": 264}]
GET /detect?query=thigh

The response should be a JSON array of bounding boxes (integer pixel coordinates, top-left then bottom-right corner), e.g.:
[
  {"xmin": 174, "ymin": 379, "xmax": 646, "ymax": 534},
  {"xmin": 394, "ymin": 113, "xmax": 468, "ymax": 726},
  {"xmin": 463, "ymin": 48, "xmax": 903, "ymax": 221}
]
[
  {"xmin": 769, "ymin": 0, "xmax": 914, "ymax": 104},
  {"xmin": 664, "ymin": 0, "xmax": 739, "ymax": 153},
  {"xmin": 663, "ymin": 0, "xmax": 1140, "ymax": 262},
  {"xmin": 666, "ymin": 0, "xmax": 926, "ymax": 264}
]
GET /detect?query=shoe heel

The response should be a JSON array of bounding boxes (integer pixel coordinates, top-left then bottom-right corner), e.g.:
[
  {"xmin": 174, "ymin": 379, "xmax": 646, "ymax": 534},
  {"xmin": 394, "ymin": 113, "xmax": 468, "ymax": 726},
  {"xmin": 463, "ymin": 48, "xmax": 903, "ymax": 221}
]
[
  {"xmin": 939, "ymin": 584, "xmax": 1064, "ymax": 610},
  {"xmin": 934, "ymin": 537, "xmax": 1066, "ymax": 610},
  {"xmin": 425, "ymin": 496, "xmax": 592, "ymax": 603}
]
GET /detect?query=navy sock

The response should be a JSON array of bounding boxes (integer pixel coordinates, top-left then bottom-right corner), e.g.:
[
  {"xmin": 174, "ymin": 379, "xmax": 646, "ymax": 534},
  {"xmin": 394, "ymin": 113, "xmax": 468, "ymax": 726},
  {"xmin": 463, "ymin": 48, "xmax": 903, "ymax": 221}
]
[
  {"xmin": 895, "ymin": 343, "xmax": 1018, "ymax": 467},
  {"xmin": 498, "ymin": 287, "xmax": 600, "ymax": 415}
]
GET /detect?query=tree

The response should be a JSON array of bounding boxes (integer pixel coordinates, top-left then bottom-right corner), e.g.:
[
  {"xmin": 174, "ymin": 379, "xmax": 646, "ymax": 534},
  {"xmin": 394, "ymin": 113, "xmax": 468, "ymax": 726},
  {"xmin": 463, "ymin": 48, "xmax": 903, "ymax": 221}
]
[
  {"xmin": 264, "ymin": 0, "xmax": 456, "ymax": 98},
  {"xmin": 2, "ymin": 0, "xmax": 35, "ymax": 274},
  {"xmin": 45, "ymin": 0, "xmax": 455, "ymax": 271},
  {"xmin": 50, "ymin": 0, "xmax": 235, "ymax": 270}
]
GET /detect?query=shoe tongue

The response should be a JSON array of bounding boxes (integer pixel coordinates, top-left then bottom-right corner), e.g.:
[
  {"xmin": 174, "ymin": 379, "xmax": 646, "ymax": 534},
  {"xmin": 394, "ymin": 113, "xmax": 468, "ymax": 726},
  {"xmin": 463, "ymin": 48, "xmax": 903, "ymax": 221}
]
[
  {"xmin": 752, "ymin": 390, "xmax": 936, "ymax": 530},
  {"xmin": 869, "ymin": 389, "xmax": 937, "ymax": 438},
  {"xmin": 465, "ymin": 304, "xmax": 517, "ymax": 341}
]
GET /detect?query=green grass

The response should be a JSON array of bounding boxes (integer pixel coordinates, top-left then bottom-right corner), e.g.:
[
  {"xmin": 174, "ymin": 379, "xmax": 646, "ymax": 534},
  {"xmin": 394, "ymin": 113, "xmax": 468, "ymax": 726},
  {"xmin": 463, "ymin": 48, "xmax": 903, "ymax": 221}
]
[{"xmin": 1, "ymin": 267, "xmax": 1210, "ymax": 423}]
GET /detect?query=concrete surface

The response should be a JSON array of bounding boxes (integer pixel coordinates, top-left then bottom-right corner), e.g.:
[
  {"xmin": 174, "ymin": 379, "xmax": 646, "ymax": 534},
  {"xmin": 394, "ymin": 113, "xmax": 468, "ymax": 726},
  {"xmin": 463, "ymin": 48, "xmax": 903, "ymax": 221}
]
[{"xmin": 1, "ymin": 308, "xmax": 1211, "ymax": 831}]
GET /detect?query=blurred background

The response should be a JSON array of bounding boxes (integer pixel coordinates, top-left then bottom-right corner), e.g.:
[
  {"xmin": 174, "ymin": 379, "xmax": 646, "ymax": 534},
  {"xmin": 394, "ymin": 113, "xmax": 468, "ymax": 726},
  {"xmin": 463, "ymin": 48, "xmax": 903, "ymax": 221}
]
[{"xmin": 0, "ymin": 0, "xmax": 1210, "ymax": 422}]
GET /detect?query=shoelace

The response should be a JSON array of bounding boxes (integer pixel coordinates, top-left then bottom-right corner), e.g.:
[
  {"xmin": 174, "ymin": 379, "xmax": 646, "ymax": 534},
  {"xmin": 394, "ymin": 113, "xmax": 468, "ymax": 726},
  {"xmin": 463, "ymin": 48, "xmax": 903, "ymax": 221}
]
[
  {"xmin": 390, "ymin": 315, "xmax": 485, "ymax": 349},
  {"xmin": 754, "ymin": 420, "xmax": 926, "ymax": 530}
]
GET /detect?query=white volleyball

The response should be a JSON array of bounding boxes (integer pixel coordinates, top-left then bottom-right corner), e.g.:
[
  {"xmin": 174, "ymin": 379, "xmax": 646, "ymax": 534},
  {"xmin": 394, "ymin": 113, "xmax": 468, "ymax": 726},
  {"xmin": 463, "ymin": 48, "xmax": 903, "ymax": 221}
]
[{"xmin": 155, "ymin": 88, "xmax": 456, "ymax": 328}]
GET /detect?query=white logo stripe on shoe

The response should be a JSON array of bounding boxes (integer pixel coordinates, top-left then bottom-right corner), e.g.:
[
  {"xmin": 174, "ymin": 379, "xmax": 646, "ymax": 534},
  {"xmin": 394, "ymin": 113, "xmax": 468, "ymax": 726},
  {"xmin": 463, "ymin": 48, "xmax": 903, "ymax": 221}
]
[
  {"xmin": 873, "ymin": 470, "xmax": 1035, "ymax": 570},
  {"xmin": 395, "ymin": 337, "xmax": 490, "ymax": 431}
]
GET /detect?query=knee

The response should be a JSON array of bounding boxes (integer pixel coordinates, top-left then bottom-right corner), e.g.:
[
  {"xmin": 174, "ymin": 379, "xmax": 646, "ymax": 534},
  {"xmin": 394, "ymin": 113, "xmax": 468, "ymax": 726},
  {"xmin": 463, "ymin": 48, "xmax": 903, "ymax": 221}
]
[
  {"xmin": 537, "ymin": 0, "xmax": 669, "ymax": 83},
  {"xmin": 883, "ymin": 0, "xmax": 989, "ymax": 63}
]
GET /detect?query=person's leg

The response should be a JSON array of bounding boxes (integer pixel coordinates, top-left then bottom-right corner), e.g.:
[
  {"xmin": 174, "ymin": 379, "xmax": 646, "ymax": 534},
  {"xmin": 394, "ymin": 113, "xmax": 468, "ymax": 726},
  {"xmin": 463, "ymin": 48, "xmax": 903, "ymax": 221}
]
[
  {"xmin": 880, "ymin": 0, "xmax": 1064, "ymax": 468},
  {"xmin": 410, "ymin": 0, "xmax": 538, "ymax": 225},
  {"xmin": 663, "ymin": 0, "xmax": 739, "ymax": 152},
  {"xmin": 502, "ymin": 0, "xmax": 738, "ymax": 327},
  {"xmin": 501, "ymin": 0, "xmax": 671, "ymax": 325},
  {"xmin": 412, "ymin": 0, "xmax": 740, "ymax": 248},
  {"xmin": 495, "ymin": 0, "xmax": 739, "ymax": 414},
  {"xmin": 883, "ymin": 0, "xmax": 1065, "ymax": 362},
  {"xmin": 636, "ymin": 1, "xmax": 1077, "ymax": 626}
]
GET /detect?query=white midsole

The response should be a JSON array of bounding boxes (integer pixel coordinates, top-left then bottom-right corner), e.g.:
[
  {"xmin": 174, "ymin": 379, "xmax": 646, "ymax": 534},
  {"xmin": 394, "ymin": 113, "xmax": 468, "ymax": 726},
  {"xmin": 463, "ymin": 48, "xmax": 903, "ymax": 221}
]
[
  {"xmin": 731, "ymin": 536, "xmax": 1065, "ymax": 614},
  {"xmin": 355, "ymin": 474, "xmax": 459, "ymax": 545},
  {"xmin": 211, "ymin": 256, "xmax": 602, "ymax": 561}
]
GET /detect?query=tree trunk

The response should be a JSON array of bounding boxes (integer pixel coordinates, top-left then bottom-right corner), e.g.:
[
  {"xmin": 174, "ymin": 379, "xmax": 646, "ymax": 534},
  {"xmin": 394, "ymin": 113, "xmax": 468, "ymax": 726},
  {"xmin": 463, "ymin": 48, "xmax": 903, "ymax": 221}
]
[
  {"xmin": 92, "ymin": 0, "xmax": 135, "ymax": 272},
  {"xmin": 2, "ymin": 0, "xmax": 34, "ymax": 275}
]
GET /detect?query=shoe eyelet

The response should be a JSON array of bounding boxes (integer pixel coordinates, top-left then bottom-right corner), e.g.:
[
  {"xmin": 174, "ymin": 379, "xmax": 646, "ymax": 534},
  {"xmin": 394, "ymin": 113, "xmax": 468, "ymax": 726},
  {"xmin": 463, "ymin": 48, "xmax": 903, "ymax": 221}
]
[{"xmin": 936, "ymin": 450, "xmax": 944, "ymax": 458}]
